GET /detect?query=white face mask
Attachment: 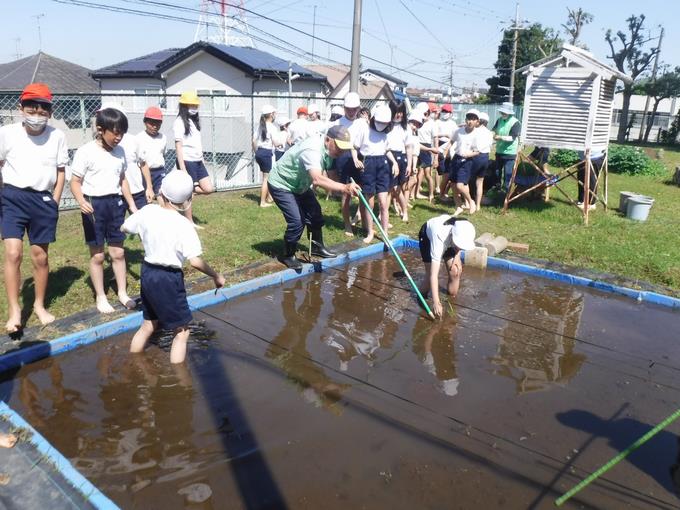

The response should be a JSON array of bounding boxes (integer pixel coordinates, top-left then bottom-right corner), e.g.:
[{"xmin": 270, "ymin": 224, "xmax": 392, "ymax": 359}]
[
  {"xmin": 441, "ymin": 113, "xmax": 451, "ymax": 121},
  {"xmin": 23, "ymin": 114, "xmax": 48, "ymax": 130},
  {"xmin": 187, "ymin": 108, "xmax": 199, "ymax": 116},
  {"xmin": 374, "ymin": 121, "xmax": 389, "ymax": 132}
]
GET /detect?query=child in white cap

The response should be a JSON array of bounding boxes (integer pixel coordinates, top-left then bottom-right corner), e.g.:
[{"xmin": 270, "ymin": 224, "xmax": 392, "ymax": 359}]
[
  {"xmin": 253, "ymin": 104, "xmax": 277, "ymax": 207},
  {"xmin": 122, "ymin": 170, "xmax": 225, "ymax": 364},
  {"xmin": 418, "ymin": 215, "xmax": 476, "ymax": 318},
  {"xmin": 471, "ymin": 111, "xmax": 494, "ymax": 211}
]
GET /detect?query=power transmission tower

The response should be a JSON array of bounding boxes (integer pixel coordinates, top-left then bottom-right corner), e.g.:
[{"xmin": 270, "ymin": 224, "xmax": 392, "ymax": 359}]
[{"xmin": 194, "ymin": 0, "xmax": 254, "ymax": 47}]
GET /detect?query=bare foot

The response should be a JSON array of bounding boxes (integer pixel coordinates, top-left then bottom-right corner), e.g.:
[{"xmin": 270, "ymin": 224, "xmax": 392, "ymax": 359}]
[
  {"xmin": 0, "ymin": 473, "xmax": 9, "ymax": 486},
  {"xmin": 344, "ymin": 228, "xmax": 354, "ymax": 238},
  {"xmin": 5, "ymin": 312, "xmax": 21, "ymax": 333},
  {"xmin": 193, "ymin": 224, "xmax": 205, "ymax": 230},
  {"xmin": 468, "ymin": 202, "xmax": 477, "ymax": 214},
  {"xmin": 402, "ymin": 214, "xmax": 409, "ymax": 223},
  {"xmin": 415, "ymin": 193, "xmax": 427, "ymax": 199},
  {"xmin": 34, "ymin": 307, "xmax": 55, "ymax": 326},
  {"xmin": 363, "ymin": 231, "xmax": 374, "ymax": 244},
  {"xmin": 118, "ymin": 294, "xmax": 136, "ymax": 310},
  {"xmin": 259, "ymin": 203, "xmax": 273, "ymax": 208},
  {"xmin": 0, "ymin": 433, "xmax": 17, "ymax": 449},
  {"xmin": 96, "ymin": 297, "xmax": 115, "ymax": 314},
  {"xmin": 428, "ymin": 195, "xmax": 434, "ymax": 203},
  {"xmin": 453, "ymin": 206, "xmax": 465, "ymax": 217}
]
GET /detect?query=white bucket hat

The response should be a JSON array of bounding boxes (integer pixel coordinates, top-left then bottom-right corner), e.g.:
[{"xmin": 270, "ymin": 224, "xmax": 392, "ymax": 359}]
[
  {"xmin": 373, "ymin": 104, "xmax": 392, "ymax": 123},
  {"xmin": 498, "ymin": 102, "xmax": 515, "ymax": 115},
  {"xmin": 160, "ymin": 170, "xmax": 194, "ymax": 204},
  {"xmin": 344, "ymin": 92, "xmax": 360, "ymax": 108},
  {"xmin": 451, "ymin": 219, "xmax": 476, "ymax": 251}
]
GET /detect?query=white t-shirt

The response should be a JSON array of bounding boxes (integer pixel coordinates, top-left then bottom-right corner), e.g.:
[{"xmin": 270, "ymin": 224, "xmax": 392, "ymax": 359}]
[
  {"xmin": 0, "ymin": 123, "xmax": 68, "ymax": 191},
  {"xmin": 407, "ymin": 131, "xmax": 420, "ymax": 156},
  {"xmin": 70, "ymin": 140, "xmax": 127, "ymax": 196},
  {"xmin": 450, "ymin": 127, "xmax": 478, "ymax": 157},
  {"xmin": 119, "ymin": 133, "xmax": 144, "ymax": 194},
  {"xmin": 418, "ymin": 119, "xmax": 435, "ymax": 144},
  {"xmin": 122, "ymin": 204, "xmax": 202, "ymax": 268},
  {"xmin": 253, "ymin": 121, "xmax": 277, "ymax": 151},
  {"xmin": 355, "ymin": 126, "xmax": 389, "ymax": 156},
  {"xmin": 137, "ymin": 130, "xmax": 167, "ymax": 169},
  {"xmin": 287, "ymin": 118, "xmax": 309, "ymax": 145},
  {"xmin": 386, "ymin": 124, "xmax": 409, "ymax": 153},
  {"xmin": 436, "ymin": 119, "xmax": 456, "ymax": 139},
  {"xmin": 426, "ymin": 214, "xmax": 457, "ymax": 263},
  {"xmin": 306, "ymin": 119, "xmax": 326, "ymax": 138},
  {"xmin": 272, "ymin": 128, "xmax": 290, "ymax": 152},
  {"xmin": 173, "ymin": 116, "xmax": 203, "ymax": 162},
  {"xmin": 475, "ymin": 125, "xmax": 494, "ymax": 154},
  {"xmin": 334, "ymin": 116, "xmax": 368, "ymax": 149}
]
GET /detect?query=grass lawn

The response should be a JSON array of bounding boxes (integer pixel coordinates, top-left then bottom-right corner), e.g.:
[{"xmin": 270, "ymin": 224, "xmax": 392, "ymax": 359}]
[{"xmin": 1, "ymin": 146, "xmax": 679, "ymax": 328}]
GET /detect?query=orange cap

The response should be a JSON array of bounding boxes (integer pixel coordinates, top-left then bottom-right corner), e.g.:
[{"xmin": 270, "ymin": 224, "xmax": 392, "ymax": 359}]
[
  {"xmin": 428, "ymin": 102, "xmax": 439, "ymax": 112},
  {"xmin": 144, "ymin": 106, "xmax": 163, "ymax": 120},
  {"xmin": 20, "ymin": 83, "xmax": 53, "ymax": 104},
  {"xmin": 297, "ymin": 106, "xmax": 308, "ymax": 115}
]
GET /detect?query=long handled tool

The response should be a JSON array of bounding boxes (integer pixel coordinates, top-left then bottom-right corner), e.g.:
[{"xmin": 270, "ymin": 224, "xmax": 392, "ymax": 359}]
[
  {"xmin": 555, "ymin": 407, "xmax": 680, "ymax": 506},
  {"xmin": 351, "ymin": 178, "xmax": 435, "ymax": 320}
]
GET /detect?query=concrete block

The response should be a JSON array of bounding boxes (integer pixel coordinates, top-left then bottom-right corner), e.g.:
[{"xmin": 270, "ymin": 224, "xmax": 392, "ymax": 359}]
[
  {"xmin": 485, "ymin": 236, "xmax": 508, "ymax": 257},
  {"xmin": 475, "ymin": 232, "xmax": 494, "ymax": 247},
  {"xmin": 464, "ymin": 247, "xmax": 488, "ymax": 269}
]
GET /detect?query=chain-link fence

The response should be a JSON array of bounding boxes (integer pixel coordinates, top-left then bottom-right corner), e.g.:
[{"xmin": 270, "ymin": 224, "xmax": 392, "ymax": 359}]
[{"xmin": 0, "ymin": 92, "xmax": 522, "ymax": 209}]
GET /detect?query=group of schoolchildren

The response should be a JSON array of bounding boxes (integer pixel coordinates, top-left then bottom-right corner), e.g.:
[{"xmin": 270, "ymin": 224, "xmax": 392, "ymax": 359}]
[{"xmin": 0, "ymin": 83, "xmax": 224, "ymax": 364}]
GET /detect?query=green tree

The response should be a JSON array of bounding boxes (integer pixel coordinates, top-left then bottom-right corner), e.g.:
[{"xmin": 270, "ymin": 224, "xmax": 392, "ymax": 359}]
[
  {"xmin": 605, "ymin": 15, "xmax": 660, "ymax": 143},
  {"xmin": 486, "ymin": 24, "xmax": 562, "ymax": 104},
  {"xmin": 562, "ymin": 7, "xmax": 593, "ymax": 47},
  {"xmin": 637, "ymin": 68, "xmax": 680, "ymax": 142}
]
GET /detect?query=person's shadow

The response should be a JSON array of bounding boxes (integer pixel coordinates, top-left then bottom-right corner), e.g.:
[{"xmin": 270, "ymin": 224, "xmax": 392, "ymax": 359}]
[
  {"xmin": 19, "ymin": 266, "xmax": 84, "ymax": 327},
  {"xmin": 556, "ymin": 409, "xmax": 679, "ymax": 496}
]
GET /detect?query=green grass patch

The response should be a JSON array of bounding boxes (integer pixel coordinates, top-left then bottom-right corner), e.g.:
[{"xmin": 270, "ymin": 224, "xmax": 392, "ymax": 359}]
[{"xmin": 1, "ymin": 146, "xmax": 679, "ymax": 328}]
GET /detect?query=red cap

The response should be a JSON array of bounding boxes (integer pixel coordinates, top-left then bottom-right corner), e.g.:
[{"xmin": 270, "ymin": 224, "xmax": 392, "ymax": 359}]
[
  {"xmin": 144, "ymin": 106, "xmax": 163, "ymax": 121},
  {"xmin": 20, "ymin": 83, "xmax": 53, "ymax": 104},
  {"xmin": 297, "ymin": 106, "xmax": 308, "ymax": 115},
  {"xmin": 441, "ymin": 103, "xmax": 453, "ymax": 113},
  {"xmin": 428, "ymin": 102, "xmax": 439, "ymax": 112}
]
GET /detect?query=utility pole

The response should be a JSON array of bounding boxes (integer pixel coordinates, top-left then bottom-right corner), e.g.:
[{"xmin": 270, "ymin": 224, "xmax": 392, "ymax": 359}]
[
  {"xmin": 14, "ymin": 38, "xmax": 22, "ymax": 60},
  {"xmin": 288, "ymin": 61, "xmax": 300, "ymax": 118},
  {"xmin": 311, "ymin": 5, "xmax": 317, "ymax": 61},
  {"xmin": 638, "ymin": 26, "xmax": 664, "ymax": 141},
  {"xmin": 508, "ymin": 0, "xmax": 520, "ymax": 104},
  {"xmin": 350, "ymin": 0, "xmax": 362, "ymax": 93},
  {"xmin": 33, "ymin": 14, "xmax": 45, "ymax": 51}
]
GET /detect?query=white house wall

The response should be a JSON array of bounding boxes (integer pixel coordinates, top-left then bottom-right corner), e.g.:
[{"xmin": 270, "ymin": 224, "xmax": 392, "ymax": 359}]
[{"xmin": 165, "ymin": 52, "xmax": 252, "ymax": 95}]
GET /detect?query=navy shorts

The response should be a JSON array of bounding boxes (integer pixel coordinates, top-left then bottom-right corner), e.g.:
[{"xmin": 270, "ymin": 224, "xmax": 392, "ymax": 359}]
[
  {"xmin": 418, "ymin": 144, "xmax": 432, "ymax": 167},
  {"xmin": 140, "ymin": 261, "xmax": 192, "ymax": 330},
  {"xmin": 450, "ymin": 156, "xmax": 474, "ymax": 184},
  {"xmin": 183, "ymin": 160, "xmax": 209, "ymax": 184},
  {"xmin": 131, "ymin": 190, "xmax": 148, "ymax": 212},
  {"xmin": 81, "ymin": 194, "xmax": 126, "ymax": 246},
  {"xmin": 1, "ymin": 184, "xmax": 58, "ymax": 244},
  {"xmin": 336, "ymin": 152, "xmax": 362, "ymax": 185},
  {"xmin": 361, "ymin": 155, "xmax": 391, "ymax": 195},
  {"xmin": 471, "ymin": 153, "xmax": 490, "ymax": 179},
  {"xmin": 391, "ymin": 151, "xmax": 408, "ymax": 187},
  {"xmin": 150, "ymin": 167, "xmax": 166, "ymax": 195},
  {"xmin": 418, "ymin": 222, "xmax": 456, "ymax": 264},
  {"xmin": 255, "ymin": 147, "xmax": 274, "ymax": 173}
]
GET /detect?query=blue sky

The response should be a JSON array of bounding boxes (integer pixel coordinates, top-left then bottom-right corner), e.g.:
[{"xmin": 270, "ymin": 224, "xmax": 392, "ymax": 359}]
[{"xmin": 3, "ymin": 0, "xmax": 678, "ymax": 90}]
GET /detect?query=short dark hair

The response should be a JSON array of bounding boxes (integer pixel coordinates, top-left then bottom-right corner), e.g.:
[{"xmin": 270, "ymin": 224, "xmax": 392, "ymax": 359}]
[
  {"xmin": 95, "ymin": 108, "xmax": 128, "ymax": 134},
  {"xmin": 20, "ymin": 99, "xmax": 52, "ymax": 112}
]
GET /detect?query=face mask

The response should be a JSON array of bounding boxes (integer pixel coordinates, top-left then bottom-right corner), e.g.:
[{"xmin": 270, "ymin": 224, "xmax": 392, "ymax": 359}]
[
  {"xmin": 374, "ymin": 121, "xmax": 388, "ymax": 132},
  {"xmin": 187, "ymin": 108, "xmax": 199, "ymax": 116},
  {"xmin": 441, "ymin": 113, "xmax": 451, "ymax": 121},
  {"xmin": 23, "ymin": 114, "xmax": 48, "ymax": 130}
]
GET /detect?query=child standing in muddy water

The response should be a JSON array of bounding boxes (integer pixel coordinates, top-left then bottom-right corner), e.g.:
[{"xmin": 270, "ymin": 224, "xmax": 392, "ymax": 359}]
[
  {"xmin": 418, "ymin": 215, "xmax": 476, "ymax": 318},
  {"xmin": 121, "ymin": 170, "xmax": 225, "ymax": 364}
]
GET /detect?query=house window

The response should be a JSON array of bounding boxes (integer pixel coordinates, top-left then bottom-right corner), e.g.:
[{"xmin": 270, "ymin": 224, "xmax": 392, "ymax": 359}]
[
  {"xmin": 196, "ymin": 89, "xmax": 229, "ymax": 113},
  {"xmin": 133, "ymin": 88, "xmax": 161, "ymax": 112}
]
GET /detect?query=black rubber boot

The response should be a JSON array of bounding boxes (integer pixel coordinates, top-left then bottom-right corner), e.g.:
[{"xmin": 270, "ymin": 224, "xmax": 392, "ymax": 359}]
[
  {"xmin": 310, "ymin": 228, "xmax": 337, "ymax": 258},
  {"xmin": 281, "ymin": 241, "xmax": 303, "ymax": 270}
]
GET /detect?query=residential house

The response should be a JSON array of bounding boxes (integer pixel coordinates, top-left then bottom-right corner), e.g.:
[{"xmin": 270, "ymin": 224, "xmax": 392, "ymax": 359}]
[{"xmin": 307, "ymin": 64, "xmax": 396, "ymax": 106}]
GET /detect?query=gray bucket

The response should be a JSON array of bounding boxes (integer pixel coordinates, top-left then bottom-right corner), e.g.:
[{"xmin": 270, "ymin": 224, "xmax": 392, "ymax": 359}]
[
  {"xmin": 619, "ymin": 191, "xmax": 637, "ymax": 212},
  {"xmin": 626, "ymin": 195, "xmax": 654, "ymax": 221}
]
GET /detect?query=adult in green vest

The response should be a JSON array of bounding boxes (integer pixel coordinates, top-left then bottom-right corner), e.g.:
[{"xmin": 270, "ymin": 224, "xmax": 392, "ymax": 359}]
[
  {"xmin": 268, "ymin": 125, "xmax": 361, "ymax": 270},
  {"xmin": 492, "ymin": 102, "xmax": 521, "ymax": 191}
]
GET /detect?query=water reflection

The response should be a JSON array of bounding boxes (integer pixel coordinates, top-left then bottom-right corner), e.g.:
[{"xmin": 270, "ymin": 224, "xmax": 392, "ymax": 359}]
[
  {"xmin": 266, "ymin": 279, "xmax": 349, "ymax": 414},
  {"xmin": 491, "ymin": 279, "xmax": 587, "ymax": 394},
  {"xmin": 412, "ymin": 307, "xmax": 460, "ymax": 397}
]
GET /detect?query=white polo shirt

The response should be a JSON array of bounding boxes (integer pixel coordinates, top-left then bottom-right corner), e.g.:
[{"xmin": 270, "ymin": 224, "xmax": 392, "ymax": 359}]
[
  {"xmin": 418, "ymin": 118, "xmax": 435, "ymax": 145},
  {"xmin": 70, "ymin": 140, "xmax": 127, "ymax": 196},
  {"xmin": 122, "ymin": 204, "xmax": 202, "ymax": 268},
  {"xmin": 119, "ymin": 133, "xmax": 144, "ymax": 194},
  {"xmin": 426, "ymin": 214, "xmax": 457, "ymax": 263},
  {"xmin": 287, "ymin": 118, "xmax": 309, "ymax": 145},
  {"xmin": 334, "ymin": 116, "xmax": 368, "ymax": 149},
  {"xmin": 137, "ymin": 130, "xmax": 167, "ymax": 169},
  {"xmin": 475, "ymin": 125, "xmax": 494, "ymax": 154},
  {"xmin": 253, "ymin": 121, "xmax": 277, "ymax": 151},
  {"xmin": 386, "ymin": 123, "xmax": 409, "ymax": 153},
  {"xmin": 173, "ymin": 117, "xmax": 203, "ymax": 162},
  {"xmin": 0, "ymin": 123, "xmax": 68, "ymax": 192},
  {"xmin": 450, "ymin": 127, "xmax": 478, "ymax": 157},
  {"xmin": 355, "ymin": 126, "xmax": 389, "ymax": 157}
]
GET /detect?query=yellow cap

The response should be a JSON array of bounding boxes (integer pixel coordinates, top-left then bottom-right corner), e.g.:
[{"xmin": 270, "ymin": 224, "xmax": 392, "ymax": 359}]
[{"xmin": 179, "ymin": 91, "xmax": 200, "ymax": 106}]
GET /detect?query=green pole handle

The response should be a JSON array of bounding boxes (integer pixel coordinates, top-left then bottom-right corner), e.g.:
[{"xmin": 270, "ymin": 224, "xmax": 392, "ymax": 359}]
[
  {"xmin": 555, "ymin": 407, "xmax": 680, "ymax": 506},
  {"xmin": 350, "ymin": 178, "xmax": 435, "ymax": 320}
]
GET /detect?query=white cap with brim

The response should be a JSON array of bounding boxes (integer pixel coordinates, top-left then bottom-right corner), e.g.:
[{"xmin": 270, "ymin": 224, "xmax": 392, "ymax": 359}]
[
  {"xmin": 276, "ymin": 115, "xmax": 290, "ymax": 127},
  {"xmin": 160, "ymin": 170, "xmax": 194, "ymax": 204},
  {"xmin": 261, "ymin": 104, "xmax": 276, "ymax": 115},
  {"xmin": 308, "ymin": 103, "xmax": 320, "ymax": 114},
  {"xmin": 373, "ymin": 104, "xmax": 392, "ymax": 123},
  {"xmin": 465, "ymin": 108, "xmax": 481, "ymax": 118},
  {"xmin": 479, "ymin": 112, "xmax": 489, "ymax": 122},
  {"xmin": 498, "ymin": 102, "xmax": 515, "ymax": 115},
  {"xmin": 451, "ymin": 219, "xmax": 476, "ymax": 251},
  {"xmin": 408, "ymin": 111, "xmax": 424, "ymax": 124},
  {"xmin": 344, "ymin": 92, "xmax": 360, "ymax": 108},
  {"xmin": 98, "ymin": 102, "xmax": 127, "ymax": 116},
  {"xmin": 331, "ymin": 105, "xmax": 344, "ymax": 115}
]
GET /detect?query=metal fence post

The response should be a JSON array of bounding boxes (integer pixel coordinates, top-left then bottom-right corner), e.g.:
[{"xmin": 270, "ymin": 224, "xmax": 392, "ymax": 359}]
[
  {"xmin": 210, "ymin": 93, "xmax": 216, "ymax": 186},
  {"xmin": 79, "ymin": 96, "xmax": 87, "ymax": 138}
]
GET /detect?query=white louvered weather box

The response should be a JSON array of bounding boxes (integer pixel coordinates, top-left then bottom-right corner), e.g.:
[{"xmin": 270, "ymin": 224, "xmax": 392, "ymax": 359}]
[{"xmin": 518, "ymin": 45, "xmax": 632, "ymax": 152}]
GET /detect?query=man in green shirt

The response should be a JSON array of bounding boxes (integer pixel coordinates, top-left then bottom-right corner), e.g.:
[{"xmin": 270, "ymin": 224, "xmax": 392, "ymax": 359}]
[
  {"xmin": 268, "ymin": 125, "xmax": 361, "ymax": 270},
  {"xmin": 491, "ymin": 102, "xmax": 521, "ymax": 191}
]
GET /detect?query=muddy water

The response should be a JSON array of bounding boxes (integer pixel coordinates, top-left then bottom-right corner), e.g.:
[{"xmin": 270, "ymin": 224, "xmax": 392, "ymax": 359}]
[{"xmin": 2, "ymin": 251, "xmax": 680, "ymax": 510}]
